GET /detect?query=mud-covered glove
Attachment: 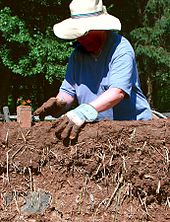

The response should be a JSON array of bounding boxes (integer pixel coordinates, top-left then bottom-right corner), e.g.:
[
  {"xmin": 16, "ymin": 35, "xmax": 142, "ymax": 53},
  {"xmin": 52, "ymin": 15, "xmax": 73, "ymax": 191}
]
[
  {"xmin": 34, "ymin": 97, "xmax": 66, "ymax": 120},
  {"xmin": 52, "ymin": 104, "xmax": 98, "ymax": 140}
]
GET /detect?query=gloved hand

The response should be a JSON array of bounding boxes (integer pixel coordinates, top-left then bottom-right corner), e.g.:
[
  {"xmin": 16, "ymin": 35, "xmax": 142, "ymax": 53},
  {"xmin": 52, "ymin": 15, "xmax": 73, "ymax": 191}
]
[
  {"xmin": 52, "ymin": 104, "xmax": 98, "ymax": 140},
  {"xmin": 34, "ymin": 97, "xmax": 66, "ymax": 120}
]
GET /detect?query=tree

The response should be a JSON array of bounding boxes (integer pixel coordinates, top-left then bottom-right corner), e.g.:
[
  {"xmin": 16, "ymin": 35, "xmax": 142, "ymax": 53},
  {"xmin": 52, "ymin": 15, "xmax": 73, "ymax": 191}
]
[
  {"xmin": 105, "ymin": 0, "xmax": 148, "ymax": 37},
  {"xmin": 130, "ymin": 0, "xmax": 170, "ymax": 111},
  {"xmin": 0, "ymin": 6, "xmax": 72, "ymax": 82},
  {"xmin": 0, "ymin": 1, "xmax": 72, "ymax": 111}
]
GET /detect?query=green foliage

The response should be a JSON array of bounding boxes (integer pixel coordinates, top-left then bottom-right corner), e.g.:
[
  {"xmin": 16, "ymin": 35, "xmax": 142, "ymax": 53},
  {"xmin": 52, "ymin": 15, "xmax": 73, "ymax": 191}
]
[
  {"xmin": 0, "ymin": 8, "xmax": 30, "ymax": 42},
  {"xmin": 130, "ymin": 0, "xmax": 170, "ymax": 111},
  {"xmin": 0, "ymin": 6, "xmax": 72, "ymax": 83},
  {"xmin": 144, "ymin": 0, "xmax": 170, "ymax": 26}
]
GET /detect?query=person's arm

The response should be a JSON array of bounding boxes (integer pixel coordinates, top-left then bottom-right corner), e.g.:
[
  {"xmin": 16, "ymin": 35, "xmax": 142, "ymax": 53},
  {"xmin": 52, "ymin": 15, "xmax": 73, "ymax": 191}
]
[
  {"xmin": 34, "ymin": 91, "xmax": 75, "ymax": 119},
  {"xmin": 89, "ymin": 87, "xmax": 126, "ymax": 112},
  {"xmin": 57, "ymin": 91, "xmax": 75, "ymax": 110},
  {"xmin": 53, "ymin": 88, "xmax": 125, "ymax": 140}
]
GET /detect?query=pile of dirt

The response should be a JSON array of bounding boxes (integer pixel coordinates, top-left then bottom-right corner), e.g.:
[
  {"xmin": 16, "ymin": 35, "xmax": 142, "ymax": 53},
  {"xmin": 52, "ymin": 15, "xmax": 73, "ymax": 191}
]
[{"xmin": 0, "ymin": 119, "xmax": 170, "ymax": 222}]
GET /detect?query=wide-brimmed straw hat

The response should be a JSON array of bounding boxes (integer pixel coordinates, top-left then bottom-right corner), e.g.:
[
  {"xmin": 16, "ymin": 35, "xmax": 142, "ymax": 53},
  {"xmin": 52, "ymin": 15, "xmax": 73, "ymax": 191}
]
[{"xmin": 53, "ymin": 0, "xmax": 121, "ymax": 40}]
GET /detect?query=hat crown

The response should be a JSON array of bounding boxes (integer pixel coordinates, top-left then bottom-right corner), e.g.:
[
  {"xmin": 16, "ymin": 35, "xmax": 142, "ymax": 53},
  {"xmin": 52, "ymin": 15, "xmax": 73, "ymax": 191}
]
[{"xmin": 70, "ymin": 0, "xmax": 103, "ymax": 16}]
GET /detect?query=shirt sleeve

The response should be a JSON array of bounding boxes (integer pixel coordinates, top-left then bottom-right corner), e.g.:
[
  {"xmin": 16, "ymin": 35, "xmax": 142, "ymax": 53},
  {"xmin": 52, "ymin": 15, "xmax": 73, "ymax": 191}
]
[
  {"xmin": 59, "ymin": 52, "xmax": 76, "ymax": 97},
  {"xmin": 108, "ymin": 52, "xmax": 134, "ymax": 96}
]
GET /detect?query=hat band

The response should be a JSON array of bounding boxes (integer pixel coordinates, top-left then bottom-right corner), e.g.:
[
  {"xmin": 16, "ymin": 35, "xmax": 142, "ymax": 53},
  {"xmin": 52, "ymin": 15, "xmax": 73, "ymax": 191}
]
[{"xmin": 71, "ymin": 10, "xmax": 103, "ymax": 19}]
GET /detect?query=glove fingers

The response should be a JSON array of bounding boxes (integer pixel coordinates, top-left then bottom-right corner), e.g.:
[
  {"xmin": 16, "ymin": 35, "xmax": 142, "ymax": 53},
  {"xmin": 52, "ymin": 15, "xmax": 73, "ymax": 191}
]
[
  {"xmin": 43, "ymin": 100, "xmax": 56, "ymax": 116},
  {"xmin": 55, "ymin": 116, "xmax": 69, "ymax": 136},
  {"xmin": 61, "ymin": 121, "xmax": 74, "ymax": 139},
  {"xmin": 34, "ymin": 106, "xmax": 44, "ymax": 116},
  {"xmin": 69, "ymin": 124, "xmax": 81, "ymax": 140},
  {"xmin": 34, "ymin": 107, "xmax": 46, "ymax": 120},
  {"xmin": 52, "ymin": 116, "xmax": 66, "ymax": 128},
  {"xmin": 34, "ymin": 97, "xmax": 57, "ymax": 117},
  {"xmin": 34, "ymin": 105, "xmax": 49, "ymax": 117},
  {"xmin": 35, "ymin": 107, "xmax": 48, "ymax": 120}
]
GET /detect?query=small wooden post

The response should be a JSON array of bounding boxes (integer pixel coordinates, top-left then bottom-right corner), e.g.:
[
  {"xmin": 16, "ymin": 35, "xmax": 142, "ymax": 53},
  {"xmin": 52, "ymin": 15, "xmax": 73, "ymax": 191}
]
[{"xmin": 17, "ymin": 105, "xmax": 32, "ymax": 128}]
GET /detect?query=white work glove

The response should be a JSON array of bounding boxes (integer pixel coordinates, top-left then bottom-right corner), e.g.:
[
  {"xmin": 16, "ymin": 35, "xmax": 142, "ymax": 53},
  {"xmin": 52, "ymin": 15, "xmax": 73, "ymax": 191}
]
[{"xmin": 52, "ymin": 104, "xmax": 98, "ymax": 140}]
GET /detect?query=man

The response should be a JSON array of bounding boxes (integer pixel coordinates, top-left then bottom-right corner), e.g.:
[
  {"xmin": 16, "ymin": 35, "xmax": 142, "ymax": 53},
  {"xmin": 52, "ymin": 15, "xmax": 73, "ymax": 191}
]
[{"xmin": 34, "ymin": 0, "xmax": 152, "ymax": 140}]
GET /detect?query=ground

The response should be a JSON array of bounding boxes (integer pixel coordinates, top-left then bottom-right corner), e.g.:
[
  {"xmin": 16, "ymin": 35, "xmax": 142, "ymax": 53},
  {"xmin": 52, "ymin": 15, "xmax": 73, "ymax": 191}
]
[{"xmin": 0, "ymin": 119, "xmax": 170, "ymax": 222}]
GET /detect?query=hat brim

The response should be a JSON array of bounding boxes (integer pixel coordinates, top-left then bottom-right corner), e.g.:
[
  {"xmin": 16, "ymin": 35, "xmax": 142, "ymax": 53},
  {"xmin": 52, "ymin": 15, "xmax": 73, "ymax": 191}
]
[{"xmin": 53, "ymin": 13, "xmax": 121, "ymax": 40}]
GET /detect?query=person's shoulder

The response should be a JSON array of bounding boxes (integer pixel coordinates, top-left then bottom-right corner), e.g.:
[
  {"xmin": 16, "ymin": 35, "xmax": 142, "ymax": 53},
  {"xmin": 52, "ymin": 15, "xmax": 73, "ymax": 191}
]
[
  {"xmin": 113, "ymin": 33, "xmax": 132, "ymax": 47},
  {"xmin": 111, "ymin": 32, "xmax": 135, "ymax": 55}
]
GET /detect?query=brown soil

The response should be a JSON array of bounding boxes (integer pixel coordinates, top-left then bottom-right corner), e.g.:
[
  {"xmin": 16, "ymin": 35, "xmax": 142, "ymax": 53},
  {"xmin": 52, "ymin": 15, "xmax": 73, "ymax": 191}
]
[{"xmin": 0, "ymin": 119, "xmax": 170, "ymax": 222}]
